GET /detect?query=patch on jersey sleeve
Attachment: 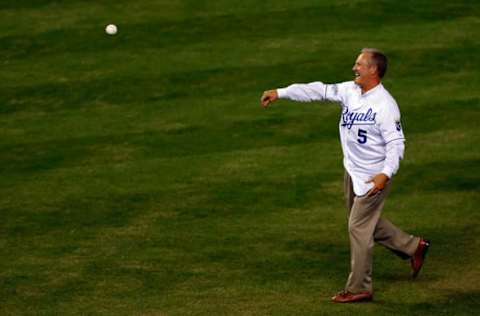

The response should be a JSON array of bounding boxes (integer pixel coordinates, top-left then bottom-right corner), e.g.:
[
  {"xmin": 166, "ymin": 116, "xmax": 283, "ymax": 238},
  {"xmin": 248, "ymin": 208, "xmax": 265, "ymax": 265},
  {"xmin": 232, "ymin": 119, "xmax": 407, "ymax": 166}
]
[{"xmin": 395, "ymin": 120, "xmax": 402, "ymax": 131}]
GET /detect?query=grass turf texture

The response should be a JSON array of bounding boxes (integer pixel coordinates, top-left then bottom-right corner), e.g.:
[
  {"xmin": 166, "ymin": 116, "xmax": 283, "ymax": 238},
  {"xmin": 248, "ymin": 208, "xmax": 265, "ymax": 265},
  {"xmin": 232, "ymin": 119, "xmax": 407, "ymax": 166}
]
[{"xmin": 1, "ymin": 0, "xmax": 480, "ymax": 315}]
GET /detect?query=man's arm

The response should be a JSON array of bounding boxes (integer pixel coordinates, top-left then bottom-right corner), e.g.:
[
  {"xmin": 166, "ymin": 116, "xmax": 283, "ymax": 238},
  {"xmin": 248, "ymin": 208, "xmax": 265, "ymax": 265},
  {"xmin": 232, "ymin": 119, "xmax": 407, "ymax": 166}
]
[
  {"xmin": 367, "ymin": 101, "xmax": 406, "ymax": 196},
  {"xmin": 261, "ymin": 82, "xmax": 348, "ymax": 108},
  {"xmin": 381, "ymin": 140, "xmax": 405, "ymax": 178},
  {"xmin": 366, "ymin": 140, "xmax": 405, "ymax": 196}
]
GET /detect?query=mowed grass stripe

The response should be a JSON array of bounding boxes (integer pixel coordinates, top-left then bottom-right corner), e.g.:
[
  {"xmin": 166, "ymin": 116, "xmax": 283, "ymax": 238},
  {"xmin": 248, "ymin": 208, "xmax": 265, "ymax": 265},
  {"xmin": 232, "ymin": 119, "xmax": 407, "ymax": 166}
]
[
  {"xmin": 3, "ymin": 40, "xmax": 480, "ymax": 113},
  {"xmin": 2, "ymin": 4, "xmax": 479, "ymax": 88}
]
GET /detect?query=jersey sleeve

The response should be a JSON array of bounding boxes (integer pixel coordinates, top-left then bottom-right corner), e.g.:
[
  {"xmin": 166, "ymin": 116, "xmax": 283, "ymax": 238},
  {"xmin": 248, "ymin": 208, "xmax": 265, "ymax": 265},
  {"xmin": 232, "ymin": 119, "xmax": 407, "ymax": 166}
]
[
  {"xmin": 377, "ymin": 100, "xmax": 406, "ymax": 177},
  {"xmin": 381, "ymin": 141, "xmax": 405, "ymax": 178},
  {"xmin": 277, "ymin": 81, "xmax": 350, "ymax": 104},
  {"xmin": 377, "ymin": 101, "xmax": 405, "ymax": 144}
]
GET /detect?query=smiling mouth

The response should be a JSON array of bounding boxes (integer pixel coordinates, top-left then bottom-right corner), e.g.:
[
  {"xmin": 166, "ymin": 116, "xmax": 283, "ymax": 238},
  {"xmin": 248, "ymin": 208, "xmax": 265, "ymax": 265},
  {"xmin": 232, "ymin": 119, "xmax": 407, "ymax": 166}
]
[{"xmin": 354, "ymin": 73, "xmax": 360, "ymax": 79}]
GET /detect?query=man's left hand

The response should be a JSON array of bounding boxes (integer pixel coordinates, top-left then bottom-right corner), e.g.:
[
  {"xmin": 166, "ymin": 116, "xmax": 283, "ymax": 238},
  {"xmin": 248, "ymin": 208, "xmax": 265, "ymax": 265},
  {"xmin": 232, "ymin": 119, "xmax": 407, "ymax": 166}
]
[{"xmin": 366, "ymin": 173, "xmax": 389, "ymax": 196}]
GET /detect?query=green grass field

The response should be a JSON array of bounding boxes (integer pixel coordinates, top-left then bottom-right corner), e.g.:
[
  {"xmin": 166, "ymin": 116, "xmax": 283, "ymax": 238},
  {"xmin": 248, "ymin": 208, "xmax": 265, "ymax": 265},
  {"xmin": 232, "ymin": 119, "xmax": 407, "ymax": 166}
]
[{"xmin": 1, "ymin": 0, "xmax": 480, "ymax": 315}]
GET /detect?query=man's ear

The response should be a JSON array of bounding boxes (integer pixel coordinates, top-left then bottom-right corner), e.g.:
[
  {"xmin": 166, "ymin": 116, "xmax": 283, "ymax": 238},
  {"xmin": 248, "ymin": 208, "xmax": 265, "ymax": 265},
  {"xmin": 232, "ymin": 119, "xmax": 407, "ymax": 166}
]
[{"xmin": 369, "ymin": 64, "xmax": 378, "ymax": 76}]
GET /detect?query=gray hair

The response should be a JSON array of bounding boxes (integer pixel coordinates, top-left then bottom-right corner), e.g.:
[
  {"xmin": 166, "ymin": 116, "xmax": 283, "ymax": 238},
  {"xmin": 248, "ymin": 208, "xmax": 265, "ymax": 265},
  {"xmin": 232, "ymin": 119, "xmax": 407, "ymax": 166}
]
[{"xmin": 361, "ymin": 48, "xmax": 388, "ymax": 78}]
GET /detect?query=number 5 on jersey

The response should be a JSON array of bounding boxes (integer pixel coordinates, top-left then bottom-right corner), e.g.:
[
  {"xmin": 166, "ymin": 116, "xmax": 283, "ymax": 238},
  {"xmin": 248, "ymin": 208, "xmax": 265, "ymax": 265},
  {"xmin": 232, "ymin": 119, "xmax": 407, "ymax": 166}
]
[{"xmin": 358, "ymin": 129, "xmax": 367, "ymax": 144}]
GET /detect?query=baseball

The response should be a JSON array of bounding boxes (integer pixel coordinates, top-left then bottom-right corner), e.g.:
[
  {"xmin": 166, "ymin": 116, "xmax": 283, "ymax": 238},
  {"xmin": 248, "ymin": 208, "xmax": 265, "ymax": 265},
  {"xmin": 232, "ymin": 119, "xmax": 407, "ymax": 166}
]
[{"xmin": 105, "ymin": 24, "xmax": 117, "ymax": 35}]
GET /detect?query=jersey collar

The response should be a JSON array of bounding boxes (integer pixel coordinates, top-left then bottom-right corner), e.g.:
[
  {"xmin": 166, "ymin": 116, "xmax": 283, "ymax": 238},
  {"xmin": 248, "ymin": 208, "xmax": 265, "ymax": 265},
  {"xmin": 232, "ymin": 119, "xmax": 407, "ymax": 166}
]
[{"xmin": 349, "ymin": 82, "xmax": 383, "ymax": 111}]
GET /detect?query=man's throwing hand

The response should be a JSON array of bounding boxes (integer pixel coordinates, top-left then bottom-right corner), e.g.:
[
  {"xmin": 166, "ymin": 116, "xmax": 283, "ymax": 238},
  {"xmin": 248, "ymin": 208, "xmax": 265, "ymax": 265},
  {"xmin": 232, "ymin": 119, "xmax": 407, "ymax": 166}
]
[
  {"xmin": 261, "ymin": 90, "xmax": 278, "ymax": 108},
  {"xmin": 366, "ymin": 173, "xmax": 389, "ymax": 196}
]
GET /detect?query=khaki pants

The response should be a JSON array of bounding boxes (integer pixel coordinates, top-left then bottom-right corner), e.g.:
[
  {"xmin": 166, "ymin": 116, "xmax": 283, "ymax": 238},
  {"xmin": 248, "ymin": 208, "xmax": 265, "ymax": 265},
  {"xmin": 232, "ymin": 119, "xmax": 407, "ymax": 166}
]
[{"xmin": 344, "ymin": 171, "xmax": 419, "ymax": 293}]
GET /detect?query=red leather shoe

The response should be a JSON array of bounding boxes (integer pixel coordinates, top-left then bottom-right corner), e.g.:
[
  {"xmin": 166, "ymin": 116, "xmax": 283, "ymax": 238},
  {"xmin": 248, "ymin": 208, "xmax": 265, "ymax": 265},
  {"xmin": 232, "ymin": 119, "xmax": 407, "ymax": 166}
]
[
  {"xmin": 411, "ymin": 238, "xmax": 430, "ymax": 278},
  {"xmin": 331, "ymin": 291, "xmax": 373, "ymax": 303}
]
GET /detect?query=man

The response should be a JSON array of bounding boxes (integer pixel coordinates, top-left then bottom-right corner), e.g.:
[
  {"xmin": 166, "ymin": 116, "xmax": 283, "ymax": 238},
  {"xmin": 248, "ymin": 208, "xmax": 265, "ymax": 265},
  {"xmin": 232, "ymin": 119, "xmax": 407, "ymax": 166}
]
[{"xmin": 260, "ymin": 48, "xmax": 430, "ymax": 303}]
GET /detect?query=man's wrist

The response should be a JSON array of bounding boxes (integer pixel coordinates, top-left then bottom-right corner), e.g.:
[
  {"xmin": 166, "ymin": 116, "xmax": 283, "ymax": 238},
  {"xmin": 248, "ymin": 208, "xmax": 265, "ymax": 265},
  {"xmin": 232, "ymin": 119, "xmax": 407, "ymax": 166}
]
[
  {"xmin": 277, "ymin": 88, "xmax": 287, "ymax": 99},
  {"xmin": 380, "ymin": 170, "xmax": 392, "ymax": 179}
]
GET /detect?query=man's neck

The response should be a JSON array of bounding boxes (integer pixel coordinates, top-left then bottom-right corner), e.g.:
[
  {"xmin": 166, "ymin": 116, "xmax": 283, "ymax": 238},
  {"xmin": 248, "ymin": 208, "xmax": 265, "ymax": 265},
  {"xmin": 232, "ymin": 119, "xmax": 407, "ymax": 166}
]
[{"xmin": 360, "ymin": 80, "xmax": 381, "ymax": 94}]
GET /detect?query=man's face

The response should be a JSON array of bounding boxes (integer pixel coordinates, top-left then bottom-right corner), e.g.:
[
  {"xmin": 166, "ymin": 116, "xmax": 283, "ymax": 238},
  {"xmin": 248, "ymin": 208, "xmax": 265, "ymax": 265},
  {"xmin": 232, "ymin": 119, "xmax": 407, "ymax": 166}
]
[{"xmin": 352, "ymin": 53, "xmax": 376, "ymax": 86}]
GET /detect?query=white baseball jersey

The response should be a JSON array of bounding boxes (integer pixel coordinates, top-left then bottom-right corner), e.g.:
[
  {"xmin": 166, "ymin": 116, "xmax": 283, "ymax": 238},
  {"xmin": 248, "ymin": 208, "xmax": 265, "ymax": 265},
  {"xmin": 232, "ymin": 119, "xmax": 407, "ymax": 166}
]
[{"xmin": 277, "ymin": 81, "xmax": 405, "ymax": 196}]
